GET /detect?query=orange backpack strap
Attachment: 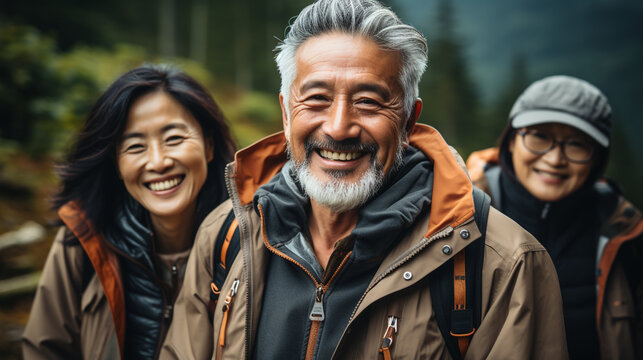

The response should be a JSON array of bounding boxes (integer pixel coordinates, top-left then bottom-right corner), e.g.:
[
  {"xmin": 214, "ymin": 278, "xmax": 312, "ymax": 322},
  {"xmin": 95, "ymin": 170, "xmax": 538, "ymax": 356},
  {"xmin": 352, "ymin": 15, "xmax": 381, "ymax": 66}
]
[
  {"xmin": 208, "ymin": 210, "xmax": 240, "ymax": 321},
  {"xmin": 450, "ymin": 250, "xmax": 475, "ymax": 355},
  {"xmin": 220, "ymin": 218, "xmax": 239, "ymax": 269},
  {"xmin": 429, "ymin": 187, "xmax": 489, "ymax": 359}
]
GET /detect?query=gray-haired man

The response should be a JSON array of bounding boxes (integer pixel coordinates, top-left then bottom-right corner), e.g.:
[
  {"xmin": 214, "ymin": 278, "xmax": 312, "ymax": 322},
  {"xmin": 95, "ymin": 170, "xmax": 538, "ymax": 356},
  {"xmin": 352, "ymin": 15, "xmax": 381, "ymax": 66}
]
[{"xmin": 162, "ymin": 1, "xmax": 567, "ymax": 358}]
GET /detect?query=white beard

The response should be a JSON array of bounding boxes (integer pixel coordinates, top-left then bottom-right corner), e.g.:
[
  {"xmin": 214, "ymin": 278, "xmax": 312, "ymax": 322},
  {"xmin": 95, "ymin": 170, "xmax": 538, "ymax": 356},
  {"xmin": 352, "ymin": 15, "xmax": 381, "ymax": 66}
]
[
  {"xmin": 294, "ymin": 159, "xmax": 384, "ymax": 213},
  {"xmin": 290, "ymin": 138, "xmax": 405, "ymax": 213}
]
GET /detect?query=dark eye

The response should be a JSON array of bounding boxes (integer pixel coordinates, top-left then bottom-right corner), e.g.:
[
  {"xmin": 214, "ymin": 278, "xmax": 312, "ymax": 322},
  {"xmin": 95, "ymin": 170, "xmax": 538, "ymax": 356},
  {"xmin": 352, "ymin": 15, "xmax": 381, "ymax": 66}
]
[
  {"xmin": 566, "ymin": 138, "xmax": 592, "ymax": 151},
  {"xmin": 530, "ymin": 130, "xmax": 550, "ymax": 141},
  {"xmin": 305, "ymin": 94, "xmax": 328, "ymax": 102},
  {"xmin": 357, "ymin": 98, "xmax": 380, "ymax": 105},
  {"xmin": 124, "ymin": 144, "xmax": 144, "ymax": 153},
  {"xmin": 166, "ymin": 135, "xmax": 185, "ymax": 145}
]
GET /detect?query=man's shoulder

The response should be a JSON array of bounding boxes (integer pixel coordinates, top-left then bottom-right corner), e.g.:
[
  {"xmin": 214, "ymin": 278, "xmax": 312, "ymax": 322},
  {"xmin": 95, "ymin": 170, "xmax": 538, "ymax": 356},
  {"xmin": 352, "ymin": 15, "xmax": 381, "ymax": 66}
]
[
  {"xmin": 199, "ymin": 199, "xmax": 234, "ymax": 232},
  {"xmin": 193, "ymin": 199, "xmax": 235, "ymax": 263},
  {"xmin": 483, "ymin": 206, "xmax": 546, "ymax": 263}
]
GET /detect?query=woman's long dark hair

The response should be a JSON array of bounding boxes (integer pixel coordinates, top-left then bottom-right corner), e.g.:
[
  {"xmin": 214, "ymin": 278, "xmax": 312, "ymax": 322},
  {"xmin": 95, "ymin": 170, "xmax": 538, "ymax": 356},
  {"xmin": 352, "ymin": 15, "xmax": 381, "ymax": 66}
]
[{"xmin": 52, "ymin": 64, "xmax": 236, "ymax": 235}]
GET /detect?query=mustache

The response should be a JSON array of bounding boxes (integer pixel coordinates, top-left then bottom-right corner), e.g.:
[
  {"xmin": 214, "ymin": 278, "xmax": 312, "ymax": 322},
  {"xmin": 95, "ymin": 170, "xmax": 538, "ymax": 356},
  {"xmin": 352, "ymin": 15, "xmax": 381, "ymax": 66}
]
[{"xmin": 304, "ymin": 135, "xmax": 378, "ymax": 158}]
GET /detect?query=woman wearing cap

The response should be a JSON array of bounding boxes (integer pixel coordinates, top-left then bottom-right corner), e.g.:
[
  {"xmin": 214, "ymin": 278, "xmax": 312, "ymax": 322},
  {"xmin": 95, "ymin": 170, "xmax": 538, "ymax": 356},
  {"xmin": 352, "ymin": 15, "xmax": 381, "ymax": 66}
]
[
  {"xmin": 467, "ymin": 75, "xmax": 642, "ymax": 359},
  {"xmin": 22, "ymin": 65, "xmax": 236, "ymax": 359}
]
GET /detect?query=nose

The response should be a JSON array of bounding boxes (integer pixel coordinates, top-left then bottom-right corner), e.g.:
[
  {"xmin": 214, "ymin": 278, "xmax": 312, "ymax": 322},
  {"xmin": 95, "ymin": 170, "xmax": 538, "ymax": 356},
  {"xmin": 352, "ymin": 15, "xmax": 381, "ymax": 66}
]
[
  {"xmin": 145, "ymin": 142, "xmax": 173, "ymax": 173},
  {"xmin": 322, "ymin": 97, "xmax": 360, "ymax": 141},
  {"xmin": 542, "ymin": 143, "xmax": 567, "ymax": 166}
]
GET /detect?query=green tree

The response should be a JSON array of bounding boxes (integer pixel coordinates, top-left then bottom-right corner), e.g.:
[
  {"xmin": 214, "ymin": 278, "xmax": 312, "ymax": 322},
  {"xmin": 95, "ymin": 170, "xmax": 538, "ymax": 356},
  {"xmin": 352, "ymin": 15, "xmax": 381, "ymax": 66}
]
[
  {"xmin": 481, "ymin": 54, "xmax": 530, "ymax": 146},
  {"xmin": 419, "ymin": 0, "xmax": 479, "ymax": 154}
]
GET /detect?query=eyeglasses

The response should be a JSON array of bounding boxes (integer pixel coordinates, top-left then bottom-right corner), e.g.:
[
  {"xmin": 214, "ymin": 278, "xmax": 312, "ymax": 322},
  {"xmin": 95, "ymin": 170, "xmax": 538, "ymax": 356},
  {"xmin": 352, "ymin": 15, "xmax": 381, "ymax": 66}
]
[{"xmin": 518, "ymin": 129, "xmax": 594, "ymax": 163}]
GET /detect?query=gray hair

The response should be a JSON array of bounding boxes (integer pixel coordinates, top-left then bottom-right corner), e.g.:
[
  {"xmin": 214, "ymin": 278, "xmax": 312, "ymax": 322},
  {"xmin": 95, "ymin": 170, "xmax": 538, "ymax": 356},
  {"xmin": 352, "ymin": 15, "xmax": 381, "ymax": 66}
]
[{"xmin": 275, "ymin": 0, "xmax": 428, "ymax": 119}]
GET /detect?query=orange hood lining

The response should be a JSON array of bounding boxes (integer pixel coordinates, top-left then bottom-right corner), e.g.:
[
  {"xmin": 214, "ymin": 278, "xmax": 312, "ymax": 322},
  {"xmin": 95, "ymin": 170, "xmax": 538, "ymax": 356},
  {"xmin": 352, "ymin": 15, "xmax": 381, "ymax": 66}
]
[
  {"xmin": 465, "ymin": 147, "xmax": 499, "ymax": 183},
  {"xmin": 596, "ymin": 217, "xmax": 643, "ymax": 328},
  {"xmin": 232, "ymin": 124, "xmax": 475, "ymax": 237},
  {"xmin": 58, "ymin": 202, "xmax": 126, "ymax": 358}
]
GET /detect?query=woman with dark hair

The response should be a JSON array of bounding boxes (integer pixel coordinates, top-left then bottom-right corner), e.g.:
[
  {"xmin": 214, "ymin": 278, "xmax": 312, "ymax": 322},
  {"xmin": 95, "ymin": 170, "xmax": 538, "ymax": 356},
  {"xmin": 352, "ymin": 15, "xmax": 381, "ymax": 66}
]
[
  {"xmin": 467, "ymin": 75, "xmax": 642, "ymax": 359},
  {"xmin": 22, "ymin": 64, "xmax": 236, "ymax": 359}
]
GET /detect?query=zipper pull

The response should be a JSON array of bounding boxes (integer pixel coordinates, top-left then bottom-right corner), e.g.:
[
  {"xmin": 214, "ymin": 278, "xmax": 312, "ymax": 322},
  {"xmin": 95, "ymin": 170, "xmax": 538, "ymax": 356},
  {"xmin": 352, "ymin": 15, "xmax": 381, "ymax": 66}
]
[
  {"xmin": 223, "ymin": 279, "xmax": 240, "ymax": 310},
  {"xmin": 541, "ymin": 203, "xmax": 551, "ymax": 219},
  {"xmin": 379, "ymin": 316, "xmax": 398, "ymax": 359},
  {"xmin": 163, "ymin": 305, "xmax": 173, "ymax": 319},
  {"xmin": 171, "ymin": 264, "xmax": 179, "ymax": 289},
  {"xmin": 309, "ymin": 286, "xmax": 325, "ymax": 321},
  {"xmin": 219, "ymin": 279, "xmax": 240, "ymax": 348}
]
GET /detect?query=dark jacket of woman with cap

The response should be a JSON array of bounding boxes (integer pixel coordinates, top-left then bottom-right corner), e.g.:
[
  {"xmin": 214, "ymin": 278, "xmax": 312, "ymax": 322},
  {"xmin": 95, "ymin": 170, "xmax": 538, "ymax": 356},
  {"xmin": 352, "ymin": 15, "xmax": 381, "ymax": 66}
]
[{"xmin": 467, "ymin": 75, "xmax": 643, "ymax": 360}]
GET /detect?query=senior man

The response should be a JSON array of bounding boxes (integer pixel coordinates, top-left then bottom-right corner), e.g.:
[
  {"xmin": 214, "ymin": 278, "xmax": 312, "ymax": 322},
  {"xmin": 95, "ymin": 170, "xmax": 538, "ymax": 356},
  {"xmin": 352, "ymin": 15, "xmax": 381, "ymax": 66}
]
[{"xmin": 161, "ymin": 0, "xmax": 567, "ymax": 359}]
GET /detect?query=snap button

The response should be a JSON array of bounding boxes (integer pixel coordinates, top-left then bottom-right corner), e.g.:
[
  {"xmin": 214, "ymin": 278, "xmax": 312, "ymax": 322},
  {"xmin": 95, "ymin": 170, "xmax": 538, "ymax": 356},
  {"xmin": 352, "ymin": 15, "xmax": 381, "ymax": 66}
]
[
  {"xmin": 460, "ymin": 229, "xmax": 470, "ymax": 239},
  {"xmin": 442, "ymin": 245, "xmax": 452, "ymax": 255},
  {"xmin": 403, "ymin": 271, "xmax": 413, "ymax": 280}
]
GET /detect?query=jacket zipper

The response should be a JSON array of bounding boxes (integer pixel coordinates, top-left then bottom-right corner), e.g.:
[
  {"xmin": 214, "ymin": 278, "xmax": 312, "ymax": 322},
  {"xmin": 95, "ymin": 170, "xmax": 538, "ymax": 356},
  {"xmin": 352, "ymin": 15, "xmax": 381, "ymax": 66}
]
[
  {"xmin": 347, "ymin": 225, "xmax": 454, "ymax": 324},
  {"xmin": 217, "ymin": 278, "xmax": 240, "ymax": 358},
  {"xmin": 379, "ymin": 316, "xmax": 398, "ymax": 360},
  {"xmin": 327, "ymin": 225, "xmax": 456, "ymax": 359},
  {"xmin": 257, "ymin": 204, "xmax": 352, "ymax": 360},
  {"xmin": 224, "ymin": 163, "xmax": 254, "ymax": 359}
]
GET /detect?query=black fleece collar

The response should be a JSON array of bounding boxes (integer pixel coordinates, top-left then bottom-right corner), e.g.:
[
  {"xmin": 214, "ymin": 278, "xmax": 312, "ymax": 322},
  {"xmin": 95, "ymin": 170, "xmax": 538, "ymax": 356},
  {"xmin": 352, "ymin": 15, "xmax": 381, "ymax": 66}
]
[{"xmin": 254, "ymin": 146, "xmax": 434, "ymax": 264}]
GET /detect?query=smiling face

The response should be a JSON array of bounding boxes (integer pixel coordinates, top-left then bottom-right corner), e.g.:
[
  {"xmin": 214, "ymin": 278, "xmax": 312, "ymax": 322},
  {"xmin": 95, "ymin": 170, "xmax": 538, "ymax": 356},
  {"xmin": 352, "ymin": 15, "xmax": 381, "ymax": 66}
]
[
  {"xmin": 282, "ymin": 32, "xmax": 419, "ymax": 212},
  {"xmin": 509, "ymin": 123, "xmax": 595, "ymax": 202},
  {"xmin": 117, "ymin": 91, "xmax": 213, "ymax": 224}
]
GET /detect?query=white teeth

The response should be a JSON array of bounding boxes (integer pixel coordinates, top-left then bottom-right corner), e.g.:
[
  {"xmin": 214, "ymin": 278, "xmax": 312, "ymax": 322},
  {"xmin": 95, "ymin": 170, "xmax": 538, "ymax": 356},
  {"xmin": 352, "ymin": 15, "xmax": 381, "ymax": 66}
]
[
  {"xmin": 536, "ymin": 170, "xmax": 566, "ymax": 179},
  {"xmin": 319, "ymin": 150, "xmax": 361, "ymax": 161},
  {"xmin": 148, "ymin": 177, "xmax": 181, "ymax": 191}
]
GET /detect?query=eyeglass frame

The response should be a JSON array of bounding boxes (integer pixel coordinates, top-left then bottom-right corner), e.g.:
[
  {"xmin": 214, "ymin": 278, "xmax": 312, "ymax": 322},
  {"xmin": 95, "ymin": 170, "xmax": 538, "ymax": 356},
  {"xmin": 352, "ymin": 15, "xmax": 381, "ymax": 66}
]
[{"xmin": 517, "ymin": 128, "xmax": 595, "ymax": 164}]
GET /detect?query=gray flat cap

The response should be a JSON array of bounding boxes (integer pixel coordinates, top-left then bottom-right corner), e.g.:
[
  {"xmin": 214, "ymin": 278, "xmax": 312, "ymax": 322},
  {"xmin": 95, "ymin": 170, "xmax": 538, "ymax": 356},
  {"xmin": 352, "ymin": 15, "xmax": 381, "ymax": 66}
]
[{"xmin": 509, "ymin": 75, "xmax": 612, "ymax": 147}]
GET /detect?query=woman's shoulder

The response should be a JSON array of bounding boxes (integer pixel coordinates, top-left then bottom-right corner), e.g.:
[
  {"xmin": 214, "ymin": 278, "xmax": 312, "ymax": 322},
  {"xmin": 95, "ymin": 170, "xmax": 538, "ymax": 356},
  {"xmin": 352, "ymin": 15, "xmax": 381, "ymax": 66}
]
[
  {"xmin": 594, "ymin": 181, "xmax": 642, "ymax": 239},
  {"xmin": 466, "ymin": 147, "xmax": 500, "ymax": 184}
]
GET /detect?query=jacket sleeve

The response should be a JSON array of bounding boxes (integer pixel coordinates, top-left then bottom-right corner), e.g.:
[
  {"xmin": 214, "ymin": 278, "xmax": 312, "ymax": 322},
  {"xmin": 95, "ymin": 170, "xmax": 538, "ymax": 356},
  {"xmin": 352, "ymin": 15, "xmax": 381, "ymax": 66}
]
[
  {"xmin": 160, "ymin": 206, "xmax": 229, "ymax": 360},
  {"xmin": 22, "ymin": 227, "xmax": 84, "ymax": 360},
  {"xmin": 468, "ymin": 210, "xmax": 569, "ymax": 360}
]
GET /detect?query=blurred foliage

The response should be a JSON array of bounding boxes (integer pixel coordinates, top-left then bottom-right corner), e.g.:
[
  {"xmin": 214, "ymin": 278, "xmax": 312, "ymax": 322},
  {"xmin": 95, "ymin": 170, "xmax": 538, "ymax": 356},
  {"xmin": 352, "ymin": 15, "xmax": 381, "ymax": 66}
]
[
  {"xmin": 0, "ymin": 0, "xmax": 641, "ymax": 204},
  {"xmin": 0, "ymin": 21, "xmax": 283, "ymax": 163},
  {"xmin": 419, "ymin": 0, "xmax": 480, "ymax": 156},
  {"xmin": 216, "ymin": 90, "xmax": 283, "ymax": 147}
]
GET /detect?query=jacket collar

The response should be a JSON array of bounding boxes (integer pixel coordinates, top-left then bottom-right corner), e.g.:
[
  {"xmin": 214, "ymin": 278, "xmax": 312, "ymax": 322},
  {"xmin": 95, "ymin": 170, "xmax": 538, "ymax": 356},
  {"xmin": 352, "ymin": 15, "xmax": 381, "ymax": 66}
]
[
  {"xmin": 58, "ymin": 202, "xmax": 126, "ymax": 358},
  {"xmin": 230, "ymin": 123, "xmax": 475, "ymax": 239}
]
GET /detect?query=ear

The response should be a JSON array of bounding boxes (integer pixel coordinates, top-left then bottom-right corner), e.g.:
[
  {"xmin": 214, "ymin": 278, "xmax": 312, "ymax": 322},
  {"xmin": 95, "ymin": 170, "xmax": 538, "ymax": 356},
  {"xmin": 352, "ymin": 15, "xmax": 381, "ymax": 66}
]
[
  {"xmin": 508, "ymin": 134, "xmax": 516, "ymax": 153},
  {"xmin": 402, "ymin": 98, "xmax": 422, "ymax": 147},
  {"xmin": 205, "ymin": 137, "xmax": 215, "ymax": 163},
  {"xmin": 279, "ymin": 93, "xmax": 290, "ymax": 140}
]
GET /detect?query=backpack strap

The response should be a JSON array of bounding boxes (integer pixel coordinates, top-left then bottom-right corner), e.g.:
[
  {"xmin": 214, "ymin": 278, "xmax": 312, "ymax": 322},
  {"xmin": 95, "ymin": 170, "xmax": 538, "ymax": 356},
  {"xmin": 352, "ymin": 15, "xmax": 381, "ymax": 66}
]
[
  {"xmin": 430, "ymin": 187, "xmax": 490, "ymax": 359},
  {"xmin": 483, "ymin": 165, "xmax": 502, "ymax": 208},
  {"xmin": 208, "ymin": 210, "xmax": 241, "ymax": 321}
]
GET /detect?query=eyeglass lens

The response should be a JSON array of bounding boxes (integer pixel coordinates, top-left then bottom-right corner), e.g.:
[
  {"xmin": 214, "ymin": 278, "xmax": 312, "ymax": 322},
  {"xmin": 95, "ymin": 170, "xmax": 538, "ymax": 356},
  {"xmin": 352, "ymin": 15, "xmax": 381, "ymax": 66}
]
[{"xmin": 521, "ymin": 130, "xmax": 593, "ymax": 162}]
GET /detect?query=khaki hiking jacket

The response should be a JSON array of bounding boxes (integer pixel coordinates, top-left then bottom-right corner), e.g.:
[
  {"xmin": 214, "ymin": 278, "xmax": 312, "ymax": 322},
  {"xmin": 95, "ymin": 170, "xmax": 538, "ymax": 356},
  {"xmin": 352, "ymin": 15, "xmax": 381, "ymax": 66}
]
[
  {"xmin": 467, "ymin": 147, "xmax": 643, "ymax": 360},
  {"xmin": 161, "ymin": 124, "xmax": 568, "ymax": 359},
  {"xmin": 22, "ymin": 223, "xmax": 121, "ymax": 359},
  {"xmin": 23, "ymin": 200, "xmax": 187, "ymax": 359}
]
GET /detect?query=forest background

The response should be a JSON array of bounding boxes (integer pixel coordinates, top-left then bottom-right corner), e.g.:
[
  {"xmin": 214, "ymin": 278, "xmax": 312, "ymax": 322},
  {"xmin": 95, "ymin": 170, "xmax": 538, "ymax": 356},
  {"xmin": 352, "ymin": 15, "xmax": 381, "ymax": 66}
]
[{"xmin": 0, "ymin": 0, "xmax": 642, "ymax": 358}]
